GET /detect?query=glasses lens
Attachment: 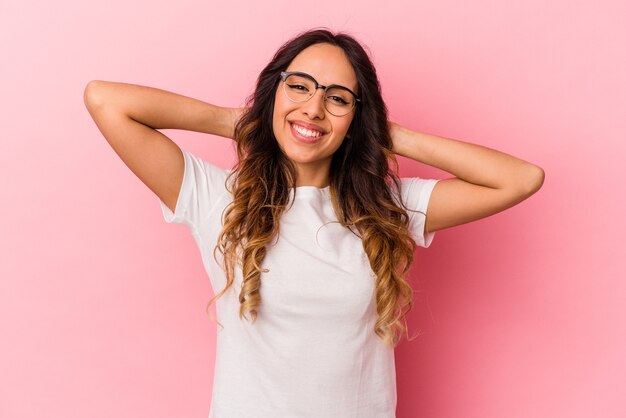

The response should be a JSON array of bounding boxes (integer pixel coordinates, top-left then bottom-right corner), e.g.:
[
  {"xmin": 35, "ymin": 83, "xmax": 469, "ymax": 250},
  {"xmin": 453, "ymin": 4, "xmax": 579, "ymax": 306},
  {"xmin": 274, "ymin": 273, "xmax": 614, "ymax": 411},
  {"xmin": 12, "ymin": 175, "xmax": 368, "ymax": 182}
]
[
  {"xmin": 283, "ymin": 74, "xmax": 315, "ymax": 102},
  {"xmin": 282, "ymin": 73, "xmax": 356, "ymax": 116},
  {"xmin": 324, "ymin": 87, "xmax": 355, "ymax": 116}
]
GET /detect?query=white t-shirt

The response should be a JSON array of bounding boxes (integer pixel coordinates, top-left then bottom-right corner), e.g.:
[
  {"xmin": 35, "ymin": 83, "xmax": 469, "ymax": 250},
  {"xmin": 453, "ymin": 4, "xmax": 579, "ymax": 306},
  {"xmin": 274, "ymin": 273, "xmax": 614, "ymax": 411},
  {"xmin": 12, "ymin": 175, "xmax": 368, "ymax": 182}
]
[{"xmin": 158, "ymin": 149, "xmax": 440, "ymax": 418}]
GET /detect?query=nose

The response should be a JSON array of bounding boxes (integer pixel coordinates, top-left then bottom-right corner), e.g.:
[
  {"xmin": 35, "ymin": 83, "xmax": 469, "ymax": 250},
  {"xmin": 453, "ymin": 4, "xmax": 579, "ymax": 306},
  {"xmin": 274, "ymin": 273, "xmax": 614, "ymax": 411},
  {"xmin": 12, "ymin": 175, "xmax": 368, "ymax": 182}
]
[{"xmin": 301, "ymin": 88, "xmax": 326, "ymax": 119}]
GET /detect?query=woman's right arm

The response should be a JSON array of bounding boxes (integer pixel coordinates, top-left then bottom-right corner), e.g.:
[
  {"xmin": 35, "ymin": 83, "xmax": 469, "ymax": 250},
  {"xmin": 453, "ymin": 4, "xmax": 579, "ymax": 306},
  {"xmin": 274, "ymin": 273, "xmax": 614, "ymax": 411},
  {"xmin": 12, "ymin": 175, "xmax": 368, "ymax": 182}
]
[{"xmin": 83, "ymin": 80, "xmax": 241, "ymax": 213}]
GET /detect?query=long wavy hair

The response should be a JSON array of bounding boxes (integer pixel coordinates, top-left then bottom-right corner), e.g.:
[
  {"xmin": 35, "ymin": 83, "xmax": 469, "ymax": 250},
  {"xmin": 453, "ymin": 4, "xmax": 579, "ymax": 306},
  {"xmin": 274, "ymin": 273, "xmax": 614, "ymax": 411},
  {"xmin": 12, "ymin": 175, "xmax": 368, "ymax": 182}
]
[{"xmin": 207, "ymin": 28, "xmax": 420, "ymax": 349}]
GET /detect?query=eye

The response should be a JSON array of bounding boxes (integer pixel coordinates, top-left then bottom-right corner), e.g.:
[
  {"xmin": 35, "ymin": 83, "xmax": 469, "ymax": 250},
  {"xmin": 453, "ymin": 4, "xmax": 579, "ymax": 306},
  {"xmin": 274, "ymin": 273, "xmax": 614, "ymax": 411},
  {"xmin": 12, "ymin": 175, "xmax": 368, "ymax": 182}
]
[
  {"xmin": 327, "ymin": 95, "xmax": 349, "ymax": 105},
  {"xmin": 287, "ymin": 83, "xmax": 309, "ymax": 92}
]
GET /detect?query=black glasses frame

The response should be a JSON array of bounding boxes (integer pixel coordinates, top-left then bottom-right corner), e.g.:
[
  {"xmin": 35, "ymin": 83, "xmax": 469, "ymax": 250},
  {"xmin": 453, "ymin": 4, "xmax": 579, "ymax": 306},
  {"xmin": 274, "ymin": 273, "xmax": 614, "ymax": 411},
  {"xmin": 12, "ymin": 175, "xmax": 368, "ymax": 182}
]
[{"xmin": 279, "ymin": 71, "xmax": 361, "ymax": 114}]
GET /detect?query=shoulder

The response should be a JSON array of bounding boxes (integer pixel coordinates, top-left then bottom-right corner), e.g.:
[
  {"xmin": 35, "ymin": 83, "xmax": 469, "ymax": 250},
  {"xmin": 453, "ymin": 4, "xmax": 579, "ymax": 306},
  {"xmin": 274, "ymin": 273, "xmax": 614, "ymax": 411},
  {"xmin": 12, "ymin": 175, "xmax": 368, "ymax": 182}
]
[
  {"xmin": 182, "ymin": 149, "xmax": 231, "ymax": 183},
  {"xmin": 396, "ymin": 177, "xmax": 441, "ymax": 209}
]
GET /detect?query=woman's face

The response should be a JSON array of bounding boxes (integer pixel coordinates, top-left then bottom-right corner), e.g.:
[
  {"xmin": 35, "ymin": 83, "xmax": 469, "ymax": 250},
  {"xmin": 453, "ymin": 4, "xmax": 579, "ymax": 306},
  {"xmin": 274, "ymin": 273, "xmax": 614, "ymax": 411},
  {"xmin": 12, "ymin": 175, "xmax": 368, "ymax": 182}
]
[{"xmin": 272, "ymin": 43, "xmax": 358, "ymax": 186}]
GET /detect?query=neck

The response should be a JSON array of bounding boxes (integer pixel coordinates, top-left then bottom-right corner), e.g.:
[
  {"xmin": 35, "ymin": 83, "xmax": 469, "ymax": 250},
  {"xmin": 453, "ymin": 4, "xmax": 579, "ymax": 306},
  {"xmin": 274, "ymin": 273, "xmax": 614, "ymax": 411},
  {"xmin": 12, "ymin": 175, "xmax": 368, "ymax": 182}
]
[{"xmin": 293, "ymin": 160, "xmax": 331, "ymax": 188}]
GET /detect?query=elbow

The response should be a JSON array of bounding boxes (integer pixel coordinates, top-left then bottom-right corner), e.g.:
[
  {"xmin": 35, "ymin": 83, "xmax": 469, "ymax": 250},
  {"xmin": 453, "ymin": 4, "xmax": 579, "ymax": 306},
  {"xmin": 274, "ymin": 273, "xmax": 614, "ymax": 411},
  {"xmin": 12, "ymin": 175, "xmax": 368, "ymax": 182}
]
[
  {"xmin": 83, "ymin": 80, "xmax": 97, "ymax": 110},
  {"xmin": 83, "ymin": 80, "xmax": 107, "ymax": 111},
  {"xmin": 521, "ymin": 165, "xmax": 545, "ymax": 196}
]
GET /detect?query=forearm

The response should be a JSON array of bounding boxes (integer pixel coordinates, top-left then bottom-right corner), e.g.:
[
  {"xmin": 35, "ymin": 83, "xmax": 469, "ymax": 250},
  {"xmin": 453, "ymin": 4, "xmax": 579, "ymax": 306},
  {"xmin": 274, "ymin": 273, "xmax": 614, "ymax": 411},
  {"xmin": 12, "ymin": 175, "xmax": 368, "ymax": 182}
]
[
  {"xmin": 390, "ymin": 122, "xmax": 544, "ymax": 191},
  {"xmin": 84, "ymin": 80, "xmax": 238, "ymax": 139}
]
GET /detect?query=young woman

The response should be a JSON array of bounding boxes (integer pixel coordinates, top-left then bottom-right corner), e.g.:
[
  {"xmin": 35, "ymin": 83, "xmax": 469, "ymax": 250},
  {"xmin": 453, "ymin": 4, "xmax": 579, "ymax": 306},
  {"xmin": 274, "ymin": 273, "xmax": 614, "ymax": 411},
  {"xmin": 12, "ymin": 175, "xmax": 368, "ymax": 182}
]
[{"xmin": 84, "ymin": 28, "xmax": 544, "ymax": 418}]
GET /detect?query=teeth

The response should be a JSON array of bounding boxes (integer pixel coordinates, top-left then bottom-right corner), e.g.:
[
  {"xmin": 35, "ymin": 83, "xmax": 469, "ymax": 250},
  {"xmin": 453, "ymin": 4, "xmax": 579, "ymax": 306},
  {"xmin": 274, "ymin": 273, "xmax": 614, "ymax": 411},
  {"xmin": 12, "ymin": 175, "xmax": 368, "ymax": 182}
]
[{"xmin": 293, "ymin": 124, "xmax": 322, "ymax": 138}]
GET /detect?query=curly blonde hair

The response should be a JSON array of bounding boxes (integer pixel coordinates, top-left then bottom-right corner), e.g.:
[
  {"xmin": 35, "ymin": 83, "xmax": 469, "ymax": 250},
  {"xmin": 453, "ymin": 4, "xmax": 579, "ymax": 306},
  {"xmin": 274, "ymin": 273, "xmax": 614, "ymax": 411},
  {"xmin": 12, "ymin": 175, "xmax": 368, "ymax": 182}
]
[{"xmin": 206, "ymin": 29, "xmax": 422, "ymax": 349}]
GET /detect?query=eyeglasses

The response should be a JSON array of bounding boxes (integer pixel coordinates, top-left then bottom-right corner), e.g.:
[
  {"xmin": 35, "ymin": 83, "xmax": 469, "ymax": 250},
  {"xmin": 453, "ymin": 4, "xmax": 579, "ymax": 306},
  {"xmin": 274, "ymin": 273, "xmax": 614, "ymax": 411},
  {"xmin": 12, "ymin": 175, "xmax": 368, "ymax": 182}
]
[{"xmin": 279, "ymin": 71, "xmax": 361, "ymax": 117}]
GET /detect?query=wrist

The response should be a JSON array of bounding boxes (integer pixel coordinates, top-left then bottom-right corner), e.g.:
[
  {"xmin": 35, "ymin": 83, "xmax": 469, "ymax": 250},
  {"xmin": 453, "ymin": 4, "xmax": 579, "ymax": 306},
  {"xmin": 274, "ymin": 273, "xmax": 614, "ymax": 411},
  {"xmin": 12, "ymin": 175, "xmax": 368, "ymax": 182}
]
[
  {"xmin": 388, "ymin": 121, "xmax": 405, "ymax": 155},
  {"xmin": 224, "ymin": 107, "xmax": 246, "ymax": 140}
]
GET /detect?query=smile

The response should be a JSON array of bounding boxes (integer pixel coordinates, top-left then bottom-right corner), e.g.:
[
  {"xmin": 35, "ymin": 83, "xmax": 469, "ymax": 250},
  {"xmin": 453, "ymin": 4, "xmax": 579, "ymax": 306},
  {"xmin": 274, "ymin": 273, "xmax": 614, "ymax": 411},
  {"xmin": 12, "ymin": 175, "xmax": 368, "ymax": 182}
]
[{"xmin": 289, "ymin": 122, "xmax": 325, "ymax": 144}]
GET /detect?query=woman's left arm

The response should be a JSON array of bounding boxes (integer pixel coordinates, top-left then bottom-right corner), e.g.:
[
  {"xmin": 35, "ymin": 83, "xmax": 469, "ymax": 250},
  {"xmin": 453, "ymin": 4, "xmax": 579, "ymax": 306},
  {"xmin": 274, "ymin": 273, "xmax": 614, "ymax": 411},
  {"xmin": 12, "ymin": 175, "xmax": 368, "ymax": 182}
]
[{"xmin": 389, "ymin": 121, "xmax": 545, "ymax": 234}]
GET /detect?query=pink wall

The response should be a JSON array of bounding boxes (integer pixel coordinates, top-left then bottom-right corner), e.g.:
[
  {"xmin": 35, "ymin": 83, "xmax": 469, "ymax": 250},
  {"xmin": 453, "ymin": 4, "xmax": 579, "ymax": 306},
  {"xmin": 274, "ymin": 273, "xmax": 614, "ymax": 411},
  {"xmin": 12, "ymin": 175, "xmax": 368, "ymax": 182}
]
[{"xmin": 1, "ymin": 0, "xmax": 624, "ymax": 417}]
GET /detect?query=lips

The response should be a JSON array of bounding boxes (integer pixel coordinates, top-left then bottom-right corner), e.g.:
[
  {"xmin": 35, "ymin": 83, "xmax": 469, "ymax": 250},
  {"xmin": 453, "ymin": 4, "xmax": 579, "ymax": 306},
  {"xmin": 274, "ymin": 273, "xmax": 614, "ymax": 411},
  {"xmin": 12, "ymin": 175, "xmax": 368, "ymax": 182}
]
[
  {"xmin": 290, "ymin": 120, "xmax": 326, "ymax": 134},
  {"xmin": 289, "ymin": 121, "xmax": 326, "ymax": 144}
]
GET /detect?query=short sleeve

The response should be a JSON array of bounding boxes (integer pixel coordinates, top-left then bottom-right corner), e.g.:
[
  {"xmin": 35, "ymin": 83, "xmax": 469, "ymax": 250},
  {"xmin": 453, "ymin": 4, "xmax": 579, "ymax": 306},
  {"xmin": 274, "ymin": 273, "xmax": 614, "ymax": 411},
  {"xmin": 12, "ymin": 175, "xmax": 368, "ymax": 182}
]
[
  {"xmin": 158, "ymin": 149, "xmax": 229, "ymax": 231},
  {"xmin": 399, "ymin": 177, "xmax": 441, "ymax": 248}
]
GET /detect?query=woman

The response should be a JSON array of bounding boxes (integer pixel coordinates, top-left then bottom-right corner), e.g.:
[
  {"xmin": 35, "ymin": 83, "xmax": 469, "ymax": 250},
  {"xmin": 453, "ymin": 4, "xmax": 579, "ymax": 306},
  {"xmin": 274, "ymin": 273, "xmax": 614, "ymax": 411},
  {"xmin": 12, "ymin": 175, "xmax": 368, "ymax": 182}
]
[{"xmin": 84, "ymin": 28, "xmax": 543, "ymax": 418}]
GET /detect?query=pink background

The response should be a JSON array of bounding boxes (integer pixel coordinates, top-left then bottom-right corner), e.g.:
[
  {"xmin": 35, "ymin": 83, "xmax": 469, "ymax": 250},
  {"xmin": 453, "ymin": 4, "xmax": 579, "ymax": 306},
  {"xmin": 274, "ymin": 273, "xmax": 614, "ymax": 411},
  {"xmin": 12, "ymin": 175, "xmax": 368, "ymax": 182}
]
[{"xmin": 1, "ymin": 0, "xmax": 624, "ymax": 417}]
